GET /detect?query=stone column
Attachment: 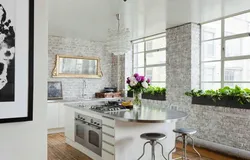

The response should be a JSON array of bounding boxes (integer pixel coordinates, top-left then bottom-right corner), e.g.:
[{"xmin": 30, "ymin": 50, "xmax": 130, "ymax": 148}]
[{"xmin": 166, "ymin": 23, "xmax": 200, "ymax": 125}]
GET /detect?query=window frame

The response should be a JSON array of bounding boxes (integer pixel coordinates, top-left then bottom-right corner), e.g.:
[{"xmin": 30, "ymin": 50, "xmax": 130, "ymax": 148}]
[
  {"xmin": 132, "ymin": 32, "xmax": 167, "ymax": 87},
  {"xmin": 200, "ymin": 10, "xmax": 250, "ymax": 89}
]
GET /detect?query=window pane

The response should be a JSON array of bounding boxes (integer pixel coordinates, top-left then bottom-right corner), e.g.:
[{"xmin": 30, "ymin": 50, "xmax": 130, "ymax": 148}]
[
  {"xmin": 202, "ymin": 20, "xmax": 221, "ymax": 41},
  {"xmin": 224, "ymin": 59, "xmax": 250, "ymax": 81},
  {"xmin": 133, "ymin": 68, "xmax": 144, "ymax": 75},
  {"xmin": 201, "ymin": 40, "xmax": 221, "ymax": 61},
  {"xmin": 225, "ymin": 36, "xmax": 250, "ymax": 57},
  {"xmin": 146, "ymin": 51, "xmax": 166, "ymax": 65},
  {"xmin": 201, "ymin": 83, "xmax": 221, "ymax": 90},
  {"xmin": 201, "ymin": 62, "xmax": 221, "ymax": 81},
  {"xmin": 134, "ymin": 53, "xmax": 144, "ymax": 67},
  {"xmin": 225, "ymin": 12, "xmax": 250, "ymax": 36},
  {"xmin": 224, "ymin": 83, "xmax": 250, "ymax": 89},
  {"xmin": 134, "ymin": 42, "xmax": 144, "ymax": 53},
  {"xmin": 146, "ymin": 66, "xmax": 166, "ymax": 81},
  {"xmin": 151, "ymin": 83, "xmax": 166, "ymax": 88},
  {"xmin": 146, "ymin": 37, "xmax": 166, "ymax": 51}
]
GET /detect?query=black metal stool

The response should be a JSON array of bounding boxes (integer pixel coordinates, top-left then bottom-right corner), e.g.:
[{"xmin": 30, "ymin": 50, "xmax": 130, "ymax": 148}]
[
  {"xmin": 138, "ymin": 133, "xmax": 167, "ymax": 160},
  {"xmin": 168, "ymin": 128, "xmax": 201, "ymax": 160}
]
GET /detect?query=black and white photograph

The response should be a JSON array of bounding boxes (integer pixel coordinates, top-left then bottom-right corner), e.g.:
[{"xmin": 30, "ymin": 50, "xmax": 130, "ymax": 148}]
[
  {"xmin": 0, "ymin": 2, "xmax": 16, "ymax": 102},
  {"xmin": 0, "ymin": 0, "xmax": 34, "ymax": 123},
  {"xmin": 48, "ymin": 81, "xmax": 63, "ymax": 100}
]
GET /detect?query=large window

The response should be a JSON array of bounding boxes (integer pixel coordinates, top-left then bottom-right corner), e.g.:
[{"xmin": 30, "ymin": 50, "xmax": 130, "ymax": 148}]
[
  {"xmin": 132, "ymin": 33, "xmax": 166, "ymax": 87},
  {"xmin": 201, "ymin": 11, "xmax": 250, "ymax": 90}
]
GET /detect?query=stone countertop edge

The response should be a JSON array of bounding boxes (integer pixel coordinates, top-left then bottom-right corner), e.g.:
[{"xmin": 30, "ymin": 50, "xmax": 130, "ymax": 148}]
[
  {"xmin": 47, "ymin": 98, "xmax": 122, "ymax": 103},
  {"xmin": 65, "ymin": 104, "xmax": 188, "ymax": 123}
]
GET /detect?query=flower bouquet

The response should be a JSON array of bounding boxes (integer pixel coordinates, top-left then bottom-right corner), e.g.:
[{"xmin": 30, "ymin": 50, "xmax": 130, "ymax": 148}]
[{"xmin": 127, "ymin": 73, "xmax": 151, "ymax": 110}]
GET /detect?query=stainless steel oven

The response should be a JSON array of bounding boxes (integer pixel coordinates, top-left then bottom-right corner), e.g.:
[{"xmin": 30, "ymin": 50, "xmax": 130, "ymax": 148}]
[{"xmin": 75, "ymin": 113, "xmax": 102, "ymax": 156}]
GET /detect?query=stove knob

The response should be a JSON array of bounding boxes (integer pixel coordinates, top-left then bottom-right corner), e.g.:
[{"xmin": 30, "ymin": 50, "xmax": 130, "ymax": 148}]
[
  {"xmin": 97, "ymin": 123, "xmax": 100, "ymax": 126},
  {"xmin": 94, "ymin": 122, "xmax": 97, "ymax": 124}
]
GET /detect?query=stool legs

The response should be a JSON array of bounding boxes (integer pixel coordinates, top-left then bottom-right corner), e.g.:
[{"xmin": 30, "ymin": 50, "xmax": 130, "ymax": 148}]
[
  {"xmin": 168, "ymin": 135, "xmax": 182, "ymax": 160},
  {"xmin": 138, "ymin": 141, "xmax": 150, "ymax": 160},
  {"xmin": 182, "ymin": 134, "xmax": 187, "ymax": 160},
  {"xmin": 187, "ymin": 135, "xmax": 201, "ymax": 160},
  {"xmin": 156, "ymin": 142, "xmax": 168, "ymax": 160},
  {"xmin": 151, "ymin": 141, "xmax": 156, "ymax": 160},
  {"xmin": 138, "ymin": 140, "xmax": 167, "ymax": 160},
  {"xmin": 168, "ymin": 134, "xmax": 201, "ymax": 160}
]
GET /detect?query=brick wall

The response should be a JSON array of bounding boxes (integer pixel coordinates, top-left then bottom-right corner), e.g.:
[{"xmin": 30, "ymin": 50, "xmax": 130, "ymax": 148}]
[
  {"xmin": 122, "ymin": 23, "xmax": 250, "ymax": 157},
  {"xmin": 48, "ymin": 36, "xmax": 113, "ymax": 99}
]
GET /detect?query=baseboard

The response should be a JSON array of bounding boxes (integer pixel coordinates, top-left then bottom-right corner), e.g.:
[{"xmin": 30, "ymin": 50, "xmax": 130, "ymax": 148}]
[
  {"xmin": 48, "ymin": 128, "xmax": 64, "ymax": 134},
  {"xmin": 177, "ymin": 138, "xmax": 250, "ymax": 160}
]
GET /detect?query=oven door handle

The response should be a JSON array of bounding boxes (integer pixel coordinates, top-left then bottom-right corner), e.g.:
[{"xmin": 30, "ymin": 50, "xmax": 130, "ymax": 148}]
[
  {"xmin": 75, "ymin": 118, "xmax": 102, "ymax": 130},
  {"xmin": 88, "ymin": 123, "xmax": 102, "ymax": 130},
  {"xmin": 75, "ymin": 119, "xmax": 89, "ymax": 126}
]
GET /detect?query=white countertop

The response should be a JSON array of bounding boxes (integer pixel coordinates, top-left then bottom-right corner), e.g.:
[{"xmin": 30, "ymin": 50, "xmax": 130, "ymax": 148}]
[
  {"xmin": 47, "ymin": 97, "xmax": 122, "ymax": 103},
  {"xmin": 66, "ymin": 103, "xmax": 188, "ymax": 123}
]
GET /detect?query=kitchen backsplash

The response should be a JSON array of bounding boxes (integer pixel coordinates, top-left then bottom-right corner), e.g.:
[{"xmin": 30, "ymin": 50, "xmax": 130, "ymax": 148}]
[{"xmin": 48, "ymin": 36, "xmax": 113, "ymax": 99}]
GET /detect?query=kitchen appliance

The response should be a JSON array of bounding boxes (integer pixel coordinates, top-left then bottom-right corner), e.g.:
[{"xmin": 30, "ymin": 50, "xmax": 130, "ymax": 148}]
[
  {"xmin": 90, "ymin": 103, "xmax": 129, "ymax": 113},
  {"xmin": 75, "ymin": 113, "xmax": 102, "ymax": 156}
]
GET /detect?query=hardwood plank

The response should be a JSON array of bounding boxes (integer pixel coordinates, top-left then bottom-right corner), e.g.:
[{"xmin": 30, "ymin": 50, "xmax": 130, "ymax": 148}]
[
  {"xmin": 48, "ymin": 133, "xmax": 243, "ymax": 160},
  {"xmin": 175, "ymin": 141, "xmax": 245, "ymax": 160},
  {"xmin": 48, "ymin": 133, "xmax": 92, "ymax": 160}
]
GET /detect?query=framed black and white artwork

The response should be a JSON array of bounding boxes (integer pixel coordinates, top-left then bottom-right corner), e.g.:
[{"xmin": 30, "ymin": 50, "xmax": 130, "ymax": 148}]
[
  {"xmin": 48, "ymin": 81, "xmax": 63, "ymax": 100},
  {"xmin": 0, "ymin": 0, "xmax": 34, "ymax": 123}
]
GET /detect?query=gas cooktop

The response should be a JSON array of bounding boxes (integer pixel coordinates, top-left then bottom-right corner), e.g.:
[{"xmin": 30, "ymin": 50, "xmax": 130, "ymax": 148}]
[{"xmin": 90, "ymin": 104, "xmax": 129, "ymax": 113}]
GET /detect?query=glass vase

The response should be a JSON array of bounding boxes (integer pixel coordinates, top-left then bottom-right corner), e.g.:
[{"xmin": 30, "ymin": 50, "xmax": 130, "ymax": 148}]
[{"xmin": 133, "ymin": 92, "xmax": 142, "ymax": 110}]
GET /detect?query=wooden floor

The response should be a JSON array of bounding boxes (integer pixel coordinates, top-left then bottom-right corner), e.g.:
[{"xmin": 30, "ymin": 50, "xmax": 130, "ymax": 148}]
[{"xmin": 48, "ymin": 133, "xmax": 242, "ymax": 160}]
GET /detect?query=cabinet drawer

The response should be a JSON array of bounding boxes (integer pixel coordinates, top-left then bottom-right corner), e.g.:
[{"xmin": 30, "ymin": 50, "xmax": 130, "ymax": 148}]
[
  {"xmin": 102, "ymin": 116, "xmax": 115, "ymax": 127},
  {"xmin": 102, "ymin": 141, "xmax": 115, "ymax": 154},
  {"xmin": 103, "ymin": 133, "xmax": 115, "ymax": 145},
  {"xmin": 103, "ymin": 125, "xmax": 115, "ymax": 136},
  {"xmin": 102, "ymin": 149, "xmax": 115, "ymax": 160}
]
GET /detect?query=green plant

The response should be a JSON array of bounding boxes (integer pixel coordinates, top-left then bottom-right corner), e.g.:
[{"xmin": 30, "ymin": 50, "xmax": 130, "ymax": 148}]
[
  {"xmin": 185, "ymin": 86, "xmax": 250, "ymax": 105},
  {"xmin": 144, "ymin": 86, "xmax": 166, "ymax": 95}
]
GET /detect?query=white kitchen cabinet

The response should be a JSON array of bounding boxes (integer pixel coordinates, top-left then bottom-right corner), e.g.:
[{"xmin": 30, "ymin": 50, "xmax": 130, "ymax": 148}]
[
  {"xmin": 47, "ymin": 103, "xmax": 59, "ymax": 129},
  {"xmin": 58, "ymin": 103, "xmax": 65, "ymax": 128},
  {"xmin": 64, "ymin": 105, "xmax": 75, "ymax": 141},
  {"xmin": 102, "ymin": 149, "xmax": 115, "ymax": 160},
  {"xmin": 47, "ymin": 102, "xmax": 66, "ymax": 131}
]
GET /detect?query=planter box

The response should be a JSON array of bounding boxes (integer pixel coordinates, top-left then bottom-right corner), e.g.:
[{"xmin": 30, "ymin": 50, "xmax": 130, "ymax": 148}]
[
  {"xmin": 142, "ymin": 93, "xmax": 166, "ymax": 101},
  {"xmin": 127, "ymin": 91, "xmax": 166, "ymax": 101},
  {"xmin": 192, "ymin": 96, "xmax": 250, "ymax": 109}
]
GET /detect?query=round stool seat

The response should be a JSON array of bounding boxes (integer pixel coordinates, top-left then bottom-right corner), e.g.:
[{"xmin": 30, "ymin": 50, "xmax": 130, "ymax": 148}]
[
  {"xmin": 140, "ymin": 133, "xmax": 167, "ymax": 141},
  {"xmin": 173, "ymin": 128, "xmax": 197, "ymax": 135}
]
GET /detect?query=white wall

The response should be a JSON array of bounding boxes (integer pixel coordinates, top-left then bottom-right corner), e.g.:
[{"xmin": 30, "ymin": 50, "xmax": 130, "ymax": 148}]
[{"xmin": 0, "ymin": 0, "xmax": 48, "ymax": 159}]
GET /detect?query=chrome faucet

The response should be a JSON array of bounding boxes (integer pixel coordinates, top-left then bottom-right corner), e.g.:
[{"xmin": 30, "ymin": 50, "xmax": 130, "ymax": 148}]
[{"xmin": 82, "ymin": 79, "xmax": 87, "ymax": 98}]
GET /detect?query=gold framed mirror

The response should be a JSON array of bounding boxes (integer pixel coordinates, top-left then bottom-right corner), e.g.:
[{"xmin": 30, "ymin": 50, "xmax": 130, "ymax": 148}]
[{"xmin": 52, "ymin": 55, "xmax": 102, "ymax": 78}]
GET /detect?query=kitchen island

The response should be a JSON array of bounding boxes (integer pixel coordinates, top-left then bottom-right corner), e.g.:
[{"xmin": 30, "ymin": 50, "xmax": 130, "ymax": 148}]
[{"xmin": 64, "ymin": 103, "xmax": 187, "ymax": 160}]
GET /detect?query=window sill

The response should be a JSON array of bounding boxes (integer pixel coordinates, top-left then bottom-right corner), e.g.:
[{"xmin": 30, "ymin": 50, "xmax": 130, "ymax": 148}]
[{"xmin": 191, "ymin": 96, "xmax": 250, "ymax": 109}]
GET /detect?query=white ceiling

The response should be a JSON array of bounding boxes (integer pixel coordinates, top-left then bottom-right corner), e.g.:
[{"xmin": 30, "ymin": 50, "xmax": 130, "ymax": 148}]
[{"xmin": 48, "ymin": 0, "xmax": 250, "ymax": 41}]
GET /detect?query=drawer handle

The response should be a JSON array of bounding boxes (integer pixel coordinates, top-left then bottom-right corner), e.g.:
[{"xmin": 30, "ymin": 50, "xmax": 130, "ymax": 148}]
[
  {"xmin": 102, "ymin": 116, "xmax": 114, "ymax": 120},
  {"xmin": 103, "ymin": 149, "xmax": 114, "ymax": 156},
  {"xmin": 103, "ymin": 124, "xmax": 114, "ymax": 129},
  {"xmin": 103, "ymin": 132, "xmax": 115, "ymax": 138},
  {"xmin": 103, "ymin": 140, "xmax": 114, "ymax": 146}
]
